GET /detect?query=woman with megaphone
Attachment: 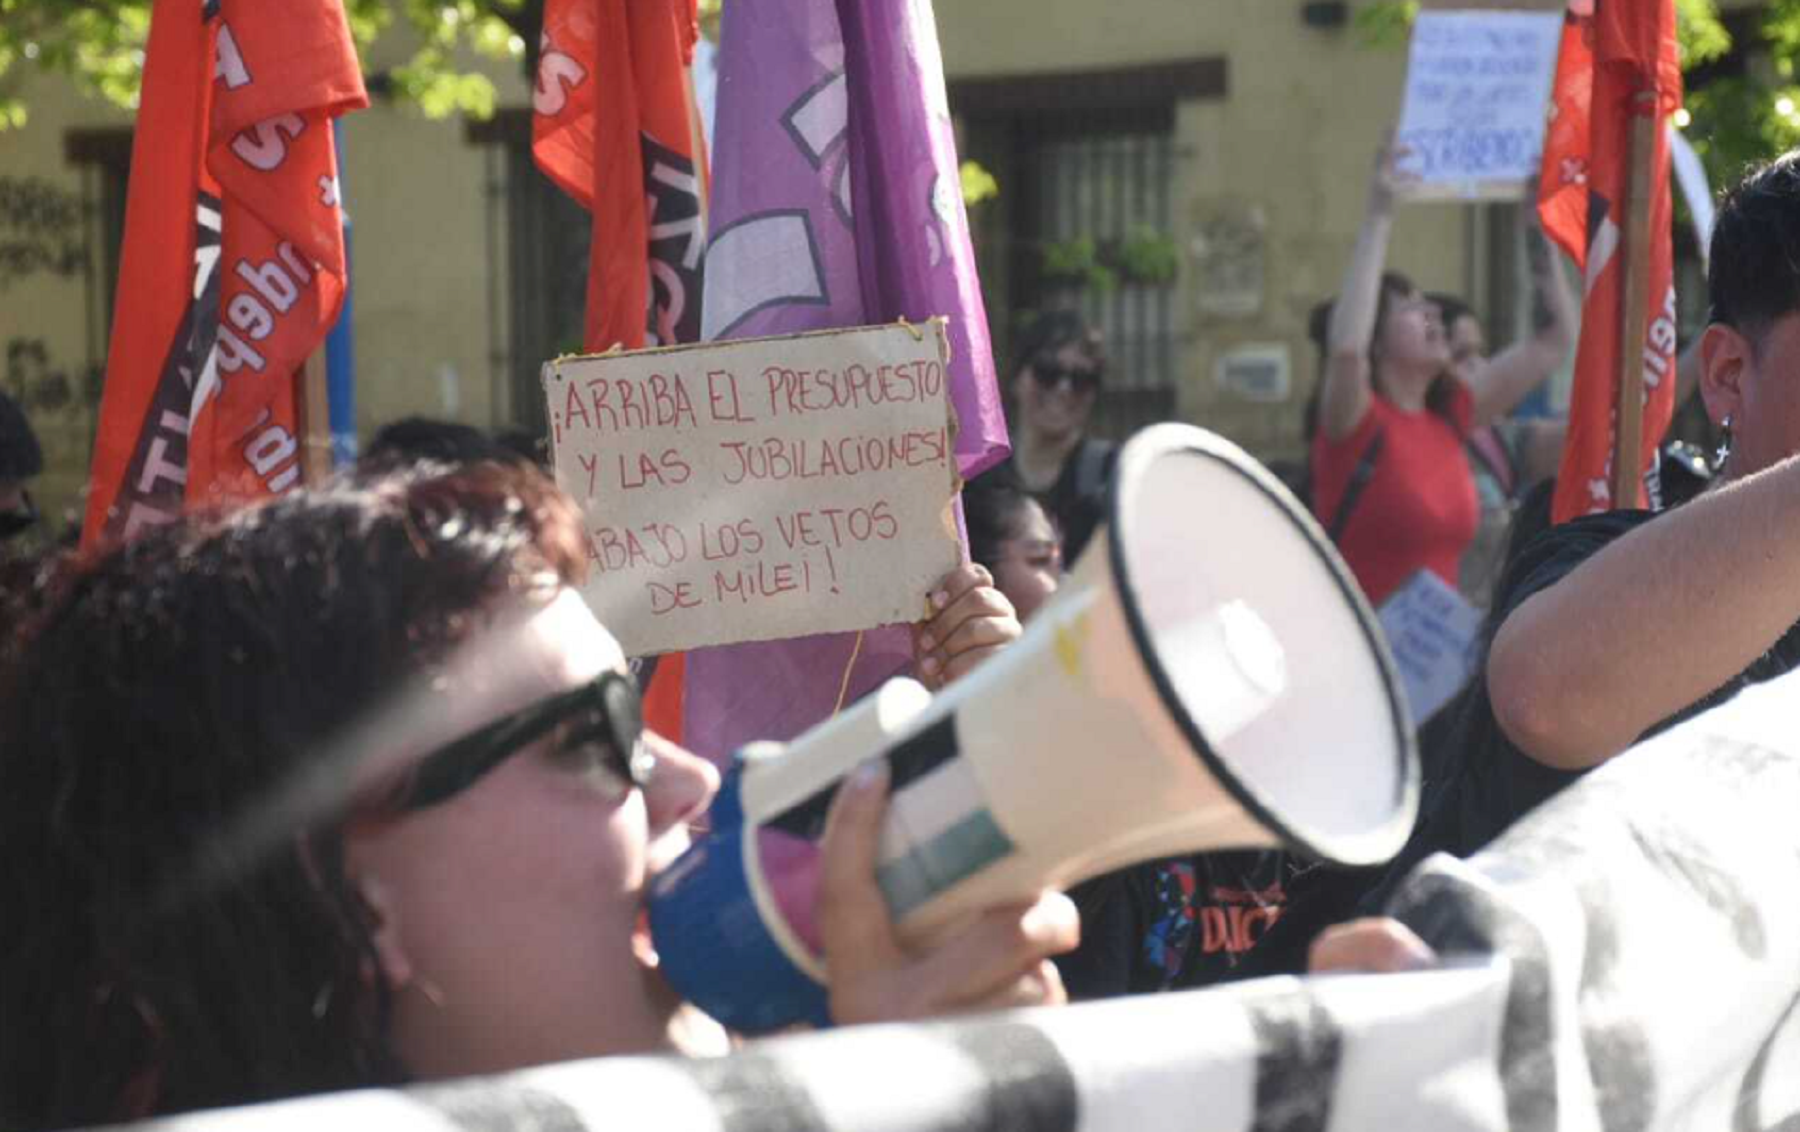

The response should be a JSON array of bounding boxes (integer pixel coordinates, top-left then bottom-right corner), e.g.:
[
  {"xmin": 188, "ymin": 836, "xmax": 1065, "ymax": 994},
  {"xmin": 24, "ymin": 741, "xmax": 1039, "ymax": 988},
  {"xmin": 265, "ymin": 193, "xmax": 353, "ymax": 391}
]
[{"xmin": 0, "ymin": 460, "xmax": 1078, "ymax": 1129}]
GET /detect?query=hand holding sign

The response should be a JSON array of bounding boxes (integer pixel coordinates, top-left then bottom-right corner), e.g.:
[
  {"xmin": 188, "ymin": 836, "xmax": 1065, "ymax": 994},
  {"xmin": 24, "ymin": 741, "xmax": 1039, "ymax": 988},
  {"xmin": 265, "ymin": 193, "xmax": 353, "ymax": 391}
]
[
  {"xmin": 1369, "ymin": 132, "xmax": 1424, "ymax": 213},
  {"xmin": 912, "ymin": 562, "xmax": 1022, "ymax": 691}
]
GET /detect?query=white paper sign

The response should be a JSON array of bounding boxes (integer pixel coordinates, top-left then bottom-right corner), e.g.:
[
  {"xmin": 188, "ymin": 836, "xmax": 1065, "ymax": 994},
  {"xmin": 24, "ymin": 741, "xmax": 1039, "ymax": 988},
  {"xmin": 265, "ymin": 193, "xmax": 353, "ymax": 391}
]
[
  {"xmin": 542, "ymin": 322, "xmax": 962, "ymax": 656},
  {"xmin": 1377, "ymin": 569, "xmax": 1484, "ymax": 725},
  {"xmin": 1395, "ymin": 10, "xmax": 1564, "ymax": 200}
]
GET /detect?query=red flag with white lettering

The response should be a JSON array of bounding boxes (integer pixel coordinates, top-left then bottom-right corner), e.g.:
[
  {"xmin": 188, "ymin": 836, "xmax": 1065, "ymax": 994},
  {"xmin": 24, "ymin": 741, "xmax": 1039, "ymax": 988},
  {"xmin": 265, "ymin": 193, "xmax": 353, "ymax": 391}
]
[
  {"xmin": 84, "ymin": 0, "xmax": 365, "ymax": 548},
  {"xmin": 534, "ymin": 0, "xmax": 706, "ymax": 742},
  {"xmin": 533, "ymin": 0, "xmax": 707, "ymax": 354},
  {"xmin": 1539, "ymin": 0, "xmax": 1682, "ymax": 520}
]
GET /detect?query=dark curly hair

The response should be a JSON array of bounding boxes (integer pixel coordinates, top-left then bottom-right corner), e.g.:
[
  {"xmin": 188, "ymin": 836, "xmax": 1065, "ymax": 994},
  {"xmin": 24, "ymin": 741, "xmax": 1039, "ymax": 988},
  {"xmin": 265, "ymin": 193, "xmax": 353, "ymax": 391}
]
[{"xmin": 0, "ymin": 461, "xmax": 587, "ymax": 1127}]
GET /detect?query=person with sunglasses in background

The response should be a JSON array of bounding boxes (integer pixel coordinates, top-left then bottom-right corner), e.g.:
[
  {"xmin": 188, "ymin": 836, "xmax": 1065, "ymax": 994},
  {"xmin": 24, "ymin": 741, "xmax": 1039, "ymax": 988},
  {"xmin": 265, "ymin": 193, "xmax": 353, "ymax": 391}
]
[
  {"xmin": 0, "ymin": 461, "xmax": 1077, "ymax": 1129},
  {"xmin": 985, "ymin": 310, "xmax": 1114, "ymax": 567}
]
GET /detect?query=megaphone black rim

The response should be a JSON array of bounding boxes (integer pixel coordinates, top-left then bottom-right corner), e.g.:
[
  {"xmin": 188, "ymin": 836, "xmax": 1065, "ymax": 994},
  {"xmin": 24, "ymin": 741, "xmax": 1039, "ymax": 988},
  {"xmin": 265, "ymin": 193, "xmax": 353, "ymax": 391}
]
[{"xmin": 1104, "ymin": 424, "xmax": 1420, "ymax": 867}]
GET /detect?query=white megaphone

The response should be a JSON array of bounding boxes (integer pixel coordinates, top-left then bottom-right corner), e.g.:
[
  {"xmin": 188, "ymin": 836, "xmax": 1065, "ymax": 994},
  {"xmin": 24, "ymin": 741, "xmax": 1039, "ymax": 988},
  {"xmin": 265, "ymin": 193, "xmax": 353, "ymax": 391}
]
[{"xmin": 649, "ymin": 424, "xmax": 1418, "ymax": 1032}]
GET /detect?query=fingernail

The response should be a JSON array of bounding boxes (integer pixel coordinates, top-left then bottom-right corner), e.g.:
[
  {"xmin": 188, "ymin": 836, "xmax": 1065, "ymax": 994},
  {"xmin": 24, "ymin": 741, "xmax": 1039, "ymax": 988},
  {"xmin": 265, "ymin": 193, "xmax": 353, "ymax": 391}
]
[
  {"xmin": 1023, "ymin": 892, "xmax": 1078, "ymax": 940},
  {"xmin": 1398, "ymin": 937, "xmax": 1437, "ymax": 971},
  {"xmin": 921, "ymin": 655, "xmax": 941, "ymax": 675},
  {"xmin": 849, "ymin": 758, "xmax": 889, "ymax": 793},
  {"xmin": 932, "ymin": 590, "xmax": 949, "ymax": 609},
  {"xmin": 918, "ymin": 633, "xmax": 935, "ymax": 652}
]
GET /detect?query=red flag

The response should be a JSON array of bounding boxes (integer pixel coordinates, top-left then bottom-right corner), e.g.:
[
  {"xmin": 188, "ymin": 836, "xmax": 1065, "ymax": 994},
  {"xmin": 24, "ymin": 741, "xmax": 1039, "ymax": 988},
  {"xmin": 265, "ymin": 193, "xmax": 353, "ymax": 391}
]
[
  {"xmin": 534, "ymin": 0, "xmax": 707, "ymax": 741},
  {"xmin": 1539, "ymin": 0, "xmax": 1682, "ymax": 520},
  {"xmin": 83, "ymin": 0, "xmax": 365, "ymax": 549},
  {"xmin": 533, "ymin": 0, "xmax": 707, "ymax": 354}
]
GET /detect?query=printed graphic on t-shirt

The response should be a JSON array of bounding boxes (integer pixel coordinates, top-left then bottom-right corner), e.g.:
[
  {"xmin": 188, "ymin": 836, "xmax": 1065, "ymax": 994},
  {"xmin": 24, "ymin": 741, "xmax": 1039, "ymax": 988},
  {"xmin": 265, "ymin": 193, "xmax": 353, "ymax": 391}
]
[{"xmin": 1141, "ymin": 858, "xmax": 1286, "ymax": 989}]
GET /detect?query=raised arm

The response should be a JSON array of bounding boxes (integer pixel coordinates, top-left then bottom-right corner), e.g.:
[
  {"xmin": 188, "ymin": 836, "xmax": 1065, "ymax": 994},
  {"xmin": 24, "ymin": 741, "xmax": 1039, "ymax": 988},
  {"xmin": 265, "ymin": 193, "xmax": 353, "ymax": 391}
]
[
  {"xmin": 1487, "ymin": 443, "xmax": 1800, "ymax": 770},
  {"xmin": 1464, "ymin": 209, "xmax": 1578, "ymax": 427},
  {"xmin": 1318, "ymin": 144, "xmax": 1408, "ymax": 442}
]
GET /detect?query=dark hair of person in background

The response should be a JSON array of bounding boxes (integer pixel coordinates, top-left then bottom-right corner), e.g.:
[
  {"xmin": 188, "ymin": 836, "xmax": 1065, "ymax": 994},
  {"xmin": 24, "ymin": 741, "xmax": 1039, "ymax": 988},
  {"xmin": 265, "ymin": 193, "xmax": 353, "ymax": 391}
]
[
  {"xmin": 360, "ymin": 416, "xmax": 537, "ymax": 472},
  {"xmin": 0, "ymin": 462, "xmax": 586, "ymax": 1126},
  {"xmin": 1427, "ymin": 292, "xmax": 1473, "ymax": 335},
  {"xmin": 0, "ymin": 391, "xmax": 44, "ymax": 485},
  {"xmin": 1708, "ymin": 149, "xmax": 1800, "ymax": 339},
  {"xmin": 0, "ymin": 390, "xmax": 45, "ymax": 543},
  {"xmin": 963, "ymin": 480, "xmax": 1047, "ymax": 575},
  {"xmin": 493, "ymin": 426, "xmax": 551, "ymax": 469},
  {"xmin": 1010, "ymin": 307, "xmax": 1105, "ymax": 383}
]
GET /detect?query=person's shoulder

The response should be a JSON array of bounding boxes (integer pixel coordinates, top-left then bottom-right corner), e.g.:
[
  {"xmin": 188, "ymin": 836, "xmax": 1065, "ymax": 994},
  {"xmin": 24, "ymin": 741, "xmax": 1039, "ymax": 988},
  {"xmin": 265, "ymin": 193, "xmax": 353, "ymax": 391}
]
[
  {"xmin": 1064, "ymin": 436, "xmax": 1116, "ymax": 501},
  {"xmin": 1517, "ymin": 507, "xmax": 1654, "ymax": 564},
  {"xmin": 1079, "ymin": 435, "xmax": 1117, "ymax": 470},
  {"xmin": 1494, "ymin": 508, "xmax": 1655, "ymax": 620}
]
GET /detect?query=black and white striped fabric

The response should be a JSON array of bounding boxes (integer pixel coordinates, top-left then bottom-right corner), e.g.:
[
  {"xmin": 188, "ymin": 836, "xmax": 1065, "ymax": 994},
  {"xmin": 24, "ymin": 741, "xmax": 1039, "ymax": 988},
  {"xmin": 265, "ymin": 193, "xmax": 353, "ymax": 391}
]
[{"xmin": 115, "ymin": 672, "xmax": 1800, "ymax": 1132}]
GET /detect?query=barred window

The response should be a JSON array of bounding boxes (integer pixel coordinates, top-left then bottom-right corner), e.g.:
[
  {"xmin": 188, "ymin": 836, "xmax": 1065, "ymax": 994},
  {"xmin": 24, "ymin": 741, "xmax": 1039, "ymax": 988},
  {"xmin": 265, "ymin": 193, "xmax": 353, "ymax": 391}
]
[
  {"xmin": 955, "ymin": 59, "xmax": 1222, "ymax": 440},
  {"xmin": 471, "ymin": 111, "xmax": 590, "ymax": 442}
]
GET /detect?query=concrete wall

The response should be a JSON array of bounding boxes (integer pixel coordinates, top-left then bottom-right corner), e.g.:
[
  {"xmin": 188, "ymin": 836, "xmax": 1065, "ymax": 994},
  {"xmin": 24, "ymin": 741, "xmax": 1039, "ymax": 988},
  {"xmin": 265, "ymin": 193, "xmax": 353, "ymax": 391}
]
[{"xmin": 0, "ymin": 71, "xmax": 132, "ymax": 530}]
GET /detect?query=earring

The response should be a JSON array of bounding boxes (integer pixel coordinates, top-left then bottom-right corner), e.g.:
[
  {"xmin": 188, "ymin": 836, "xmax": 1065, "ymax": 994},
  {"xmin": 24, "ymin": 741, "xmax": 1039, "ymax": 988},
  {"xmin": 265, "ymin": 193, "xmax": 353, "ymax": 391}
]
[{"xmin": 1716, "ymin": 414, "xmax": 1734, "ymax": 469}]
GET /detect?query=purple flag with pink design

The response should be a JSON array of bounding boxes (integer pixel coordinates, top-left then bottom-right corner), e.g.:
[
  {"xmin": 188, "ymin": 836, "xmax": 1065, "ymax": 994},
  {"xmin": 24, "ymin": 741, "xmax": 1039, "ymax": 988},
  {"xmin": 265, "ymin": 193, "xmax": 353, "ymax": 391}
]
[{"xmin": 683, "ymin": 0, "xmax": 1008, "ymax": 762}]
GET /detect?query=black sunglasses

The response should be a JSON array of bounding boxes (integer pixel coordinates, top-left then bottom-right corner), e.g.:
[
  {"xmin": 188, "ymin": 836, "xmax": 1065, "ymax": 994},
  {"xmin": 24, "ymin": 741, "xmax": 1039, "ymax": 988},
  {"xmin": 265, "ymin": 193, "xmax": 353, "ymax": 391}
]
[
  {"xmin": 391, "ymin": 670, "xmax": 651, "ymax": 810},
  {"xmin": 1030, "ymin": 361, "xmax": 1103, "ymax": 394}
]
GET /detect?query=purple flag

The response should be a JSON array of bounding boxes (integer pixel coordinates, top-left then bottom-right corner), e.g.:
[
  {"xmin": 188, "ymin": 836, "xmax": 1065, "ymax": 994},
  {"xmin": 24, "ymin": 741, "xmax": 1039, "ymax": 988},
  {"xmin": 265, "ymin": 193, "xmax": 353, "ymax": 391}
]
[{"xmin": 684, "ymin": 0, "xmax": 1009, "ymax": 762}]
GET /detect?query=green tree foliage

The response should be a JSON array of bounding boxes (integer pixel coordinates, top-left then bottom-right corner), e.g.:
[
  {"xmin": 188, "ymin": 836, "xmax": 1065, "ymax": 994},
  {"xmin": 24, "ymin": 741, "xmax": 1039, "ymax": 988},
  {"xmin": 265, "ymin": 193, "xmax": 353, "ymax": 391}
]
[
  {"xmin": 1684, "ymin": 0, "xmax": 1800, "ymax": 184},
  {"xmin": 0, "ymin": 0, "xmax": 721, "ymax": 128}
]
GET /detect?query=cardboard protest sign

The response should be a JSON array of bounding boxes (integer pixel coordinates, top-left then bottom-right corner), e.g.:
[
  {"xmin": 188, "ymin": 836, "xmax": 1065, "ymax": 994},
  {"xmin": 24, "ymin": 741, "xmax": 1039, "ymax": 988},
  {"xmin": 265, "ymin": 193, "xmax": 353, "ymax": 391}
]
[
  {"xmin": 1377, "ymin": 569, "xmax": 1483, "ymax": 726},
  {"xmin": 1395, "ymin": 8, "xmax": 1564, "ymax": 201},
  {"xmin": 543, "ymin": 321, "xmax": 961, "ymax": 656}
]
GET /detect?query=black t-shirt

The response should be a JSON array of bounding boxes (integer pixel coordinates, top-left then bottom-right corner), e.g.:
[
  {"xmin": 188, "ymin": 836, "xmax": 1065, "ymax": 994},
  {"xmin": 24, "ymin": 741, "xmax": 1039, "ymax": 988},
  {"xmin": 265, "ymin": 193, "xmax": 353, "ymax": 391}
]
[
  {"xmin": 1053, "ymin": 851, "xmax": 1294, "ymax": 998},
  {"xmin": 1232, "ymin": 507, "xmax": 1800, "ymax": 978},
  {"xmin": 991, "ymin": 438, "xmax": 1116, "ymax": 566}
]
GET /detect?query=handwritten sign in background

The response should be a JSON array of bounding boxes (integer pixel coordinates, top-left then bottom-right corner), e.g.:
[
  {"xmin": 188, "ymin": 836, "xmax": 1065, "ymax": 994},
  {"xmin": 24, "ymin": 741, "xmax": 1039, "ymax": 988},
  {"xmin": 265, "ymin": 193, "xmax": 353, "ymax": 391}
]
[
  {"xmin": 1395, "ymin": 10, "xmax": 1564, "ymax": 200},
  {"xmin": 543, "ymin": 322, "xmax": 962, "ymax": 656},
  {"xmin": 1377, "ymin": 569, "xmax": 1483, "ymax": 726}
]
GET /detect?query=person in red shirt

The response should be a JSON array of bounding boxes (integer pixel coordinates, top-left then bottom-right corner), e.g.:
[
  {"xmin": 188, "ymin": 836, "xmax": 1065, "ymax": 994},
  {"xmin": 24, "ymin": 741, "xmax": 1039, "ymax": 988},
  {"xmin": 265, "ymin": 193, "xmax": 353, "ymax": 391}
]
[{"xmin": 1310, "ymin": 142, "xmax": 1575, "ymax": 607}]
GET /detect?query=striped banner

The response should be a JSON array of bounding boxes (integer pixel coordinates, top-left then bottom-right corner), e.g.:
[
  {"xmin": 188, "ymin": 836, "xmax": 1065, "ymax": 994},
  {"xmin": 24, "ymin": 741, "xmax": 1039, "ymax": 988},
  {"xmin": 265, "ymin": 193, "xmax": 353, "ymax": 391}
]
[{"xmin": 109, "ymin": 670, "xmax": 1800, "ymax": 1132}]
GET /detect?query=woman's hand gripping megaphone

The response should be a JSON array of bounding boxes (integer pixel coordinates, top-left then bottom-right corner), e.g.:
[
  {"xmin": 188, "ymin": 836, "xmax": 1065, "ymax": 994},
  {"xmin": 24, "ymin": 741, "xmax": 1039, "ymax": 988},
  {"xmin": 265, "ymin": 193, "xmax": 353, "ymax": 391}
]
[{"xmin": 818, "ymin": 757, "xmax": 1080, "ymax": 1023}]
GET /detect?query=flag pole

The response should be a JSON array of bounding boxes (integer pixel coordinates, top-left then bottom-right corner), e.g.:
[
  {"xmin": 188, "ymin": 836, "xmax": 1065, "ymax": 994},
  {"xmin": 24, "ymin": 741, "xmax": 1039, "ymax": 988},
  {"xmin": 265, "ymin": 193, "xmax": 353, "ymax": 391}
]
[
  {"xmin": 299, "ymin": 356, "xmax": 333, "ymax": 486},
  {"xmin": 1609, "ymin": 91, "xmax": 1659, "ymax": 508}
]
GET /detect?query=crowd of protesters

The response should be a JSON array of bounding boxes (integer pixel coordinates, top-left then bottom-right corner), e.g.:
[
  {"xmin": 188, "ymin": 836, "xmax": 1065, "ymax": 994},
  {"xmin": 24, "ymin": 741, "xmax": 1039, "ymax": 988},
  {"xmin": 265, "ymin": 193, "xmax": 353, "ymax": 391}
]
[{"xmin": 6, "ymin": 139, "xmax": 1800, "ymax": 1126}]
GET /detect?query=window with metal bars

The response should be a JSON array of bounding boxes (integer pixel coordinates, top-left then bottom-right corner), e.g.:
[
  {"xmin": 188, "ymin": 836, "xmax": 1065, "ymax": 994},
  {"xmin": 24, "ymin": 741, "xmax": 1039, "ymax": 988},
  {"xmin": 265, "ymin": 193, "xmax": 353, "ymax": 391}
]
[
  {"xmin": 470, "ymin": 111, "xmax": 590, "ymax": 441},
  {"xmin": 1026, "ymin": 121, "xmax": 1179, "ymax": 439},
  {"xmin": 953, "ymin": 57, "xmax": 1227, "ymax": 442}
]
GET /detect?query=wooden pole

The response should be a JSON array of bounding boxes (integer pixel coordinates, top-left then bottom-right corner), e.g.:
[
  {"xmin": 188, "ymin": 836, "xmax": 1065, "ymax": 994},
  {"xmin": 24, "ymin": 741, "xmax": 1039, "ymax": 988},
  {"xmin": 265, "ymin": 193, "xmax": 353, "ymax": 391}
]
[
  {"xmin": 1610, "ymin": 95, "xmax": 1659, "ymax": 509},
  {"xmin": 298, "ymin": 354, "xmax": 334, "ymax": 486}
]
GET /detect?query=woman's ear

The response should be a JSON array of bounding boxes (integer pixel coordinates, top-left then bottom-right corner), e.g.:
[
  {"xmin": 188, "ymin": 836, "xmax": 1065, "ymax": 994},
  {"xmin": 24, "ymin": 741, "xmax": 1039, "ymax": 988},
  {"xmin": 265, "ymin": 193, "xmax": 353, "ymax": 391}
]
[{"xmin": 1699, "ymin": 322, "xmax": 1753, "ymax": 427}]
